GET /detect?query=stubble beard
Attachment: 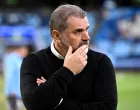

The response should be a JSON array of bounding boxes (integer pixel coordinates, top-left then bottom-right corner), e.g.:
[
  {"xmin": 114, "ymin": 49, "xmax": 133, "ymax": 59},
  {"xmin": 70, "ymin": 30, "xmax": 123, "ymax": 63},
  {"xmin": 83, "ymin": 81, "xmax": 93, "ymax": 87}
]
[
  {"xmin": 60, "ymin": 35, "xmax": 89, "ymax": 54},
  {"xmin": 64, "ymin": 41, "xmax": 89, "ymax": 53}
]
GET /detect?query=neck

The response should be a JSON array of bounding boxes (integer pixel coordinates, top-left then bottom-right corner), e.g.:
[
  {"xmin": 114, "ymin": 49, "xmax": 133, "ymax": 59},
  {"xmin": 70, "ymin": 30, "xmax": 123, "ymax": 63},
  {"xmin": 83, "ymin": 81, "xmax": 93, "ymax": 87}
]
[{"xmin": 54, "ymin": 42, "xmax": 67, "ymax": 58}]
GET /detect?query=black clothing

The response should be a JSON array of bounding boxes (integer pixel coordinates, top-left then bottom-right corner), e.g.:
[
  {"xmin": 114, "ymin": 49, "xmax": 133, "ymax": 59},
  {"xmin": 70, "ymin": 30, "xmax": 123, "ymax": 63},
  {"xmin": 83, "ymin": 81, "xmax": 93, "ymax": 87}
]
[
  {"xmin": 7, "ymin": 95, "xmax": 17, "ymax": 110},
  {"xmin": 20, "ymin": 46, "xmax": 117, "ymax": 110}
]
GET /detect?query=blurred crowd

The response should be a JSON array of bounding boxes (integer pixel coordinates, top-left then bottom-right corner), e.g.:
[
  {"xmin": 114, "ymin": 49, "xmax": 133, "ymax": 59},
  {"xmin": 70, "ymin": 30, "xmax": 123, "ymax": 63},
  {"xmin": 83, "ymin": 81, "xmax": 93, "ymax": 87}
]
[
  {"xmin": 92, "ymin": 7, "xmax": 140, "ymax": 69},
  {"xmin": 0, "ymin": 7, "xmax": 51, "ymax": 26}
]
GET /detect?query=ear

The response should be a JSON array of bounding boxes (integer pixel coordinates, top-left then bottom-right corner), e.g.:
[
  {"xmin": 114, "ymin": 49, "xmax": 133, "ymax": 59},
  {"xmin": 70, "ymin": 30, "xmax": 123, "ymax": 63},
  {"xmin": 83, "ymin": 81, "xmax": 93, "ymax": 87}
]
[{"xmin": 52, "ymin": 30, "xmax": 61, "ymax": 42}]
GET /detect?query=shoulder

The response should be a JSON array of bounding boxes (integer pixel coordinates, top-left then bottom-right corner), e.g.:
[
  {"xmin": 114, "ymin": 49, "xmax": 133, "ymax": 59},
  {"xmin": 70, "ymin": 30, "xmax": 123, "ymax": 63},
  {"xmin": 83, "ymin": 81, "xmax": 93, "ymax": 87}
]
[
  {"xmin": 34, "ymin": 46, "xmax": 51, "ymax": 57},
  {"xmin": 22, "ymin": 47, "xmax": 50, "ymax": 64},
  {"xmin": 88, "ymin": 49, "xmax": 114, "ymax": 71},
  {"xmin": 24, "ymin": 48, "xmax": 47, "ymax": 60},
  {"xmin": 88, "ymin": 48, "xmax": 112, "ymax": 64},
  {"xmin": 22, "ymin": 49, "xmax": 43, "ymax": 64},
  {"xmin": 88, "ymin": 49, "xmax": 107, "ymax": 60}
]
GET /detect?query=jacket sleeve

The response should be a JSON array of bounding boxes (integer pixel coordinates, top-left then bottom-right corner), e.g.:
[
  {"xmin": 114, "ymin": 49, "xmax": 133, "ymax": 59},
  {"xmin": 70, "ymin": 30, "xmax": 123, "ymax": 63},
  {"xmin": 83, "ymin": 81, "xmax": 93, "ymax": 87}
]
[
  {"xmin": 20, "ymin": 54, "xmax": 74, "ymax": 110},
  {"xmin": 55, "ymin": 54, "xmax": 118, "ymax": 110}
]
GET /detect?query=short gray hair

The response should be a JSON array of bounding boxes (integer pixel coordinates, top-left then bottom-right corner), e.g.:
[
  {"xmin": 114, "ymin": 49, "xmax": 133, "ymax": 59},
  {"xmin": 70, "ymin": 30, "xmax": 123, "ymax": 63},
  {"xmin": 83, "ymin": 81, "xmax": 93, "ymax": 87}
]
[{"xmin": 49, "ymin": 4, "xmax": 87, "ymax": 33}]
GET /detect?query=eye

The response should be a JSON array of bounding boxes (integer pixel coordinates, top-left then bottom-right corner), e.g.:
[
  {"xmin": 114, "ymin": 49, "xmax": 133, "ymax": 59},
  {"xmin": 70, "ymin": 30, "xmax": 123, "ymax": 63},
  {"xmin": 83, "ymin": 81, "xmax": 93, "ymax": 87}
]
[{"xmin": 77, "ymin": 29, "xmax": 83, "ymax": 32}]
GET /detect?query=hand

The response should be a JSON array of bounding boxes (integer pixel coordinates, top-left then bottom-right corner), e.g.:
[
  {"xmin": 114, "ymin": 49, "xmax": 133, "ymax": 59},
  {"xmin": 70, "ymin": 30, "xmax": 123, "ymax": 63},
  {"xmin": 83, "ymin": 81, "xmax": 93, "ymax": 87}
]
[
  {"xmin": 36, "ymin": 76, "xmax": 47, "ymax": 86},
  {"xmin": 64, "ymin": 45, "xmax": 88, "ymax": 75}
]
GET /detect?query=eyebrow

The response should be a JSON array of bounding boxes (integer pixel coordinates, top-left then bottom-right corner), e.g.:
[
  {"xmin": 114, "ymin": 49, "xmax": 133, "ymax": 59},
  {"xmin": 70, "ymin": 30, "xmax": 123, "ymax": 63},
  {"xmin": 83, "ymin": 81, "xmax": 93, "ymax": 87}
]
[
  {"xmin": 74, "ymin": 26, "xmax": 90, "ymax": 32},
  {"xmin": 86, "ymin": 26, "xmax": 90, "ymax": 30}
]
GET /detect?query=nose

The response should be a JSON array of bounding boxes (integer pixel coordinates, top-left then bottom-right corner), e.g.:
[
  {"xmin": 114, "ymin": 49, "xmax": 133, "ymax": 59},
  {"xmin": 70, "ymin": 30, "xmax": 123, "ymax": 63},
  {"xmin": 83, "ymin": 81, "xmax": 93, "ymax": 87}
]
[{"xmin": 82, "ymin": 31, "xmax": 90, "ymax": 41}]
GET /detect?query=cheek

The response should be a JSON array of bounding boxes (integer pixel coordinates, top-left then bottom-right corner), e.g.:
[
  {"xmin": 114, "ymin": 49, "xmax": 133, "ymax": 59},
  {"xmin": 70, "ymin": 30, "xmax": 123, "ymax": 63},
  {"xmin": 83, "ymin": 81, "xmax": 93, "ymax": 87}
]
[
  {"xmin": 65, "ymin": 33, "xmax": 81, "ymax": 48},
  {"xmin": 69, "ymin": 39, "xmax": 81, "ymax": 51}
]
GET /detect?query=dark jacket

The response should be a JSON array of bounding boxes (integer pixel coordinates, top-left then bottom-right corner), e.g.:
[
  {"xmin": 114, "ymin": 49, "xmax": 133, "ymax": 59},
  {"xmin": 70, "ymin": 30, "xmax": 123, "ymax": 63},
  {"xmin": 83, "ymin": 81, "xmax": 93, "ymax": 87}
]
[{"xmin": 20, "ymin": 47, "xmax": 117, "ymax": 110}]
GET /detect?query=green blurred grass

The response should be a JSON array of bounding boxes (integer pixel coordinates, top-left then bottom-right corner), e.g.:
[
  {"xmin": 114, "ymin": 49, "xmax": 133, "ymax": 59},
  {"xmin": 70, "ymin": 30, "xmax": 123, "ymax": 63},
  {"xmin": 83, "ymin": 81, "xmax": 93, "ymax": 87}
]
[
  {"xmin": 116, "ymin": 72, "xmax": 140, "ymax": 110},
  {"xmin": 0, "ymin": 72, "xmax": 140, "ymax": 110},
  {"xmin": 0, "ymin": 74, "xmax": 6, "ymax": 110}
]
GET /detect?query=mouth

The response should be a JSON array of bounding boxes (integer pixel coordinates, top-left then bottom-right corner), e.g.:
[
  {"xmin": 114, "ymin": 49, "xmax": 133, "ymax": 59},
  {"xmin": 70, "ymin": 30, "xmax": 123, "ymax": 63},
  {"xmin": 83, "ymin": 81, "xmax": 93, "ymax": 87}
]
[
  {"xmin": 72, "ymin": 41, "xmax": 89, "ymax": 53},
  {"xmin": 80, "ymin": 41, "xmax": 89, "ymax": 47}
]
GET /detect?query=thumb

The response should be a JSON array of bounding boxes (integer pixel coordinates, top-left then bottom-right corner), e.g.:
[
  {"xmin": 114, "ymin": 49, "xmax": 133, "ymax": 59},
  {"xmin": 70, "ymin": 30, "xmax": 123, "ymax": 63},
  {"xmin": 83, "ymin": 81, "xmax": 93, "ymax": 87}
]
[{"xmin": 65, "ymin": 46, "xmax": 73, "ymax": 57}]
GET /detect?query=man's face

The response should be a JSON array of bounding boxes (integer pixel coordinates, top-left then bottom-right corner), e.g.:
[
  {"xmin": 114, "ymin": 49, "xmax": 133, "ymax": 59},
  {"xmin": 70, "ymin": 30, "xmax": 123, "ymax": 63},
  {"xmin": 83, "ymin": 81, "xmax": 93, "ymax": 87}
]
[{"xmin": 59, "ymin": 16, "xmax": 90, "ymax": 53}]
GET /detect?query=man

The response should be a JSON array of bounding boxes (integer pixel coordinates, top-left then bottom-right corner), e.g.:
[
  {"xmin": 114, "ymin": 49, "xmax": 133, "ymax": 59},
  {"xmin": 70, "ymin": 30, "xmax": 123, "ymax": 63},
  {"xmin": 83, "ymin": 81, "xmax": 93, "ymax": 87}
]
[
  {"xmin": 20, "ymin": 4, "xmax": 117, "ymax": 110},
  {"xmin": 4, "ymin": 45, "xmax": 28, "ymax": 110}
]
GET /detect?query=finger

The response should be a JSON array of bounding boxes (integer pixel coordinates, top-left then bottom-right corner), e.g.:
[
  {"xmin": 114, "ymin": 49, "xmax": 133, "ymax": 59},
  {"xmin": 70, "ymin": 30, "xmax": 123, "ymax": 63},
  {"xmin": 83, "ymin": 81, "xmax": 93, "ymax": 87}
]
[
  {"xmin": 36, "ymin": 79, "xmax": 43, "ymax": 83},
  {"xmin": 85, "ymin": 55, "xmax": 88, "ymax": 60},
  {"xmin": 85, "ymin": 60, "xmax": 87, "ymax": 65},
  {"xmin": 41, "ymin": 77, "xmax": 46, "ymax": 81},
  {"xmin": 37, "ymin": 78, "xmax": 42, "ymax": 81},
  {"xmin": 37, "ymin": 78, "xmax": 44, "ymax": 83},
  {"xmin": 81, "ymin": 47, "xmax": 88, "ymax": 56},
  {"xmin": 36, "ymin": 80, "xmax": 39, "ymax": 84},
  {"xmin": 74, "ymin": 45, "xmax": 87, "ymax": 55},
  {"xmin": 65, "ymin": 46, "xmax": 73, "ymax": 57},
  {"xmin": 36, "ymin": 80, "xmax": 41, "ymax": 86}
]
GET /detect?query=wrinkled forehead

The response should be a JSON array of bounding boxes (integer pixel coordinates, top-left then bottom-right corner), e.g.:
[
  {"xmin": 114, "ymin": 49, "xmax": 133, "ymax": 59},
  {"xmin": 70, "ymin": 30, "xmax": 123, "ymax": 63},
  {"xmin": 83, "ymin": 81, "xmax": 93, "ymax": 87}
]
[{"xmin": 66, "ymin": 16, "xmax": 89, "ymax": 29}]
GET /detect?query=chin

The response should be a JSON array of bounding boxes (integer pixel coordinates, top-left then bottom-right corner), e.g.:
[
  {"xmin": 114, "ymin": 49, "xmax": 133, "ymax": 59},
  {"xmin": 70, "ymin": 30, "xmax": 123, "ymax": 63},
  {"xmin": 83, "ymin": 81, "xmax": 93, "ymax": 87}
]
[
  {"xmin": 71, "ymin": 43, "xmax": 89, "ymax": 53},
  {"xmin": 72, "ymin": 48, "xmax": 77, "ymax": 53}
]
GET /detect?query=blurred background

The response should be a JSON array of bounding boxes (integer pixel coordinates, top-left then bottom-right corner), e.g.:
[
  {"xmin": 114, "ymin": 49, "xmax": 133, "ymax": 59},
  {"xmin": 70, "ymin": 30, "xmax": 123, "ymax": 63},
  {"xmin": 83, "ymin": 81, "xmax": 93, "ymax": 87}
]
[{"xmin": 0, "ymin": 0, "xmax": 140, "ymax": 110}]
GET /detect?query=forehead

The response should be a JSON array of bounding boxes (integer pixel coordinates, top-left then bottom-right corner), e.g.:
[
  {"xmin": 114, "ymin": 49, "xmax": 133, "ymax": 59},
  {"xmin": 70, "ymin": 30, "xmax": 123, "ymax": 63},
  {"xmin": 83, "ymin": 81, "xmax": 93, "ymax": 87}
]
[{"xmin": 66, "ymin": 16, "xmax": 89, "ymax": 29}]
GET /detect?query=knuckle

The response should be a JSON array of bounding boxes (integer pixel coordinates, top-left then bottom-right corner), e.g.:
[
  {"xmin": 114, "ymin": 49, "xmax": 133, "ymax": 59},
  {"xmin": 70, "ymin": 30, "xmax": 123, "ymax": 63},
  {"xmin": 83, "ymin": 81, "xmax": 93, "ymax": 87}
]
[{"xmin": 81, "ymin": 61, "xmax": 85, "ymax": 66}]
